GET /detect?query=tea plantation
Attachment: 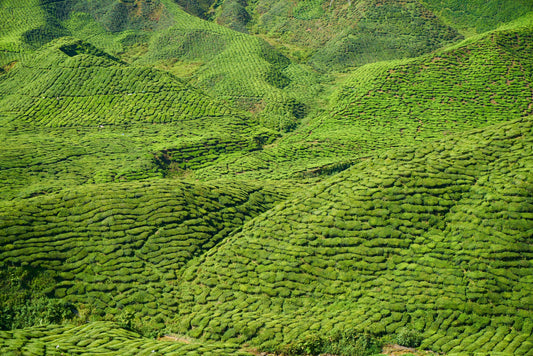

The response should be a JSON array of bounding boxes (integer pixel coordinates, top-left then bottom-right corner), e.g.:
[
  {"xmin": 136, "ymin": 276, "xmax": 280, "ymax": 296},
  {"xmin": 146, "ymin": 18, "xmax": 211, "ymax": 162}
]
[
  {"xmin": 0, "ymin": 0, "xmax": 532, "ymax": 355},
  {"xmin": 174, "ymin": 117, "xmax": 533, "ymax": 354}
]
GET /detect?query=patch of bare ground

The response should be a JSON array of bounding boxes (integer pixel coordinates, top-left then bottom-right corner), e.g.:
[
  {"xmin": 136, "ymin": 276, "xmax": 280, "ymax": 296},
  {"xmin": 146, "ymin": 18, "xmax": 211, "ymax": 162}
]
[
  {"xmin": 382, "ymin": 343, "xmax": 439, "ymax": 356},
  {"xmin": 157, "ymin": 334, "xmax": 192, "ymax": 343}
]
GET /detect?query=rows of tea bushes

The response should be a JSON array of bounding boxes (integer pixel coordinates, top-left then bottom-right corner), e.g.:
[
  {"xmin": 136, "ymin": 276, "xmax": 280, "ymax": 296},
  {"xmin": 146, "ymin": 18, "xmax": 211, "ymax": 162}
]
[
  {"xmin": 0, "ymin": 321, "xmax": 252, "ymax": 355},
  {"xmin": 0, "ymin": 0, "xmax": 320, "ymax": 132},
  {"xmin": 0, "ymin": 179, "xmax": 291, "ymax": 328},
  {"xmin": 241, "ymin": 0, "xmax": 462, "ymax": 71},
  {"xmin": 0, "ymin": 112, "xmax": 274, "ymax": 200},
  {"xmin": 189, "ymin": 20, "xmax": 533, "ymax": 182},
  {"xmin": 110, "ymin": 0, "xmax": 318, "ymax": 132},
  {"xmin": 330, "ymin": 23, "xmax": 533, "ymax": 129},
  {"xmin": 420, "ymin": 0, "xmax": 533, "ymax": 33},
  {"xmin": 0, "ymin": 37, "xmax": 240, "ymax": 128},
  {"xmin": 173, "ymin": 117, "xmax": 533, "ymax": 354}
]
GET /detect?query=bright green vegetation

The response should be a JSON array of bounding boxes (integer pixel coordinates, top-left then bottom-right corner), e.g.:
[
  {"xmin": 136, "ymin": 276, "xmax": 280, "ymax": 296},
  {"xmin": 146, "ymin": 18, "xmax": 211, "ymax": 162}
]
[
  {"xmin": 175, "ymin": 117, "xmax": 533, "ymax": 354},
  {"xmin": 0, "ymin": 321, "xmax": 252, "ymax": 355},
  {"xmin": 1, "ymin": 0, "xmax": 532, "ymax": 355},
  {"xmin": 0, "ymin": 179, "xmax": 290, "ymax": 330},
  {"xmin": 419, "ymin": 0, "xmax": 533, "ymax": 34},
  {"xmin": 189, "ymin": 21, "xmax": 533, "ymax": 181},
  {"xmin": 0, "ymin": 37, "xmax": 240, "ymax": 127}
]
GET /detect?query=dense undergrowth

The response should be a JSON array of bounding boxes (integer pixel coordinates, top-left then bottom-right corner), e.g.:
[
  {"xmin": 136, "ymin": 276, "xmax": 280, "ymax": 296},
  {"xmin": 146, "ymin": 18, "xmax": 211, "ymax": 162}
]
[{"xmin": 0, "ymin": 1, "xmax": 532, "ymax": 355}]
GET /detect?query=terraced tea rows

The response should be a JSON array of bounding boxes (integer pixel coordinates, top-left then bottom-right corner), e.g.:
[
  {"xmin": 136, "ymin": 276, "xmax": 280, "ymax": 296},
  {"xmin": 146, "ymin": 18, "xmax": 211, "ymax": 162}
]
[
  {"xmin": 239, "ymin": 0, "xmax": 462, "ymax": 71},
  {"xmin": 0, "ymin": 322, "xmax": 252, "ymax": 355},
  {"xmin": 190, "ymin": 20, "xmax": 533, "ymax": 181},
  {"xmin": 0, "ymin": 0, "xmax": 318, "ymax": 131},
  {"xmin": 0, "ymin": 114, "xmax": 276, "ymax": 200},
  {"xmin": 1, "ymin": 1, "xmax": 532, "ymax": 354},
  {"xmin": 127, "ymin": 0, "xmax": 319, "ymax": 131},
  {"xmin": 0, "ymin": 37, "xmax": 241, "ymax": 128},
  {"xmin": 0, "ymin": 180, "xmax": 290, "ymax": 330},
  {"xmin": 173, "ymin": 118, "xmax": 533, "ymax": 354}
]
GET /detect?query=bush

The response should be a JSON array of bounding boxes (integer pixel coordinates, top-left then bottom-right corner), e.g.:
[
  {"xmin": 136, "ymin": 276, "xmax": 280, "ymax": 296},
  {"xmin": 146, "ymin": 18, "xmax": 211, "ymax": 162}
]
[
  {"xmin": 394, "ymin": 327, "xmax": 422, "ymax": 348},
  {"xmin": 280, "ymin": 331, "xmax": 382, "ymax": 356}
]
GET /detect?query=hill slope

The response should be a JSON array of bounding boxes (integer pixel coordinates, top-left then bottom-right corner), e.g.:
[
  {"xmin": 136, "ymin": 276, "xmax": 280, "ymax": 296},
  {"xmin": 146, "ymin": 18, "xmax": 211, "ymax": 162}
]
[
  {"xmin": 188, "ymin": 20, "xmax": 533, "ymax": 181},
  {"xmin": 0, "ymin": 1, "xmax": 532, "ymax": 355},
  {"xmin": 237, "ymin": 0, "xmax": 462, "ymax": 71},
  {"xmin": 0, "ymin": 179, "xmax": 290, "ymax": 332},
  {"xmin": 173, "ymin": 117, "xmax": 533, "ymax": 354}
]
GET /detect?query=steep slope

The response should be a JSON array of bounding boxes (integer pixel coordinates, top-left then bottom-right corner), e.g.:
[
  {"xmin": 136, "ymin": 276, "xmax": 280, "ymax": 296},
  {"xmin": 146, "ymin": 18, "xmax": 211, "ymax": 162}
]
[
  {"xmin": 419, "ymin": 0, "xmax": 533, "ymax": 34},
  {"xmin": 173, "ymin": 117, "xmax": 533, "ymax": 354},
  {"xmin": 0, "ymin": 36, "xmax": 282, "ymax": 199},
  {"xmin": 0, "ymin": 37, "xmax": 240, "ymax": 127},
  {"xmin": 0, "ymin": 179, "xmax": 291, "ymax": 331},
  {"xmin": 0, "ymin": 0, "xmax": 320, "ymax": 130}
]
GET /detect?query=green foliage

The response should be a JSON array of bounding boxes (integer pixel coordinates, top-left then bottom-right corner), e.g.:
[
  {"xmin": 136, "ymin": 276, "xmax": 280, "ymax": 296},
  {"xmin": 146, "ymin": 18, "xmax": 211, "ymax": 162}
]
[
  {"xmin": 174, "ymin": 117, "xmax": 533, "ymax": 353},
  {"xmin": 282, "ymin": 331, "xmax": 382, "ymax": 356},
  {"xmin": 293, "ymin": 0, "xmax": 324, "ymax": 20},
  {"xmin": 419, "ymin": 0, "xmax": 533, "ymax": 34},
  {"xmin": 245, "ymin": 0, "xmax": 462, "ymax": 71},
  {"xmin": 215, "ymin": 0, "xmax": 251, "ymax": 33},
  {"xmin": 0, "ymin": 266, "xmax": 75, "ymax": 330},
  {"xmin": 394, "ymin": 327, "xmax": 423, "ymax": 348},
  {"xmin": 0, "ymin": 1, "xmax": 532, "ymax": 355}
]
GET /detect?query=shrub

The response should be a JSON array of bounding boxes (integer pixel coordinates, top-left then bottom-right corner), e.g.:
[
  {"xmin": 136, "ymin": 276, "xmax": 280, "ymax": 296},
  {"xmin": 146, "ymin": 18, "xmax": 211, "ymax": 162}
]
[
  {"xmin": 394, "ymin": 327, "xmax": 422, "ymax": 348},
  {"xmin": 279, "ymin": 331, "xmax": 382, "ymax": 356}
]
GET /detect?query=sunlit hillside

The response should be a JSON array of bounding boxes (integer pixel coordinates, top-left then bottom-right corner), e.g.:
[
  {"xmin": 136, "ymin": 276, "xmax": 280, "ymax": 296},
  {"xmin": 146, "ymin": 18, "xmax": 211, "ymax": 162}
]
[{"xmin": 0, "ymin": 1, "xmax": 531, "ymax": 355}]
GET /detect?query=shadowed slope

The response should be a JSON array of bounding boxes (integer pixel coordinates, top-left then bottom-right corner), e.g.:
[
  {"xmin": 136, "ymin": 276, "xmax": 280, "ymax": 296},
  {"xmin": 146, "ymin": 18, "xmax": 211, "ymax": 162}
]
[
  {"xmin": 173, "ymin": 117, "xmax": 533, "ymax": 354},
  {"xmin": 221, "ymin": 0, "xmax": 462, "ymax": 71},
  {"xmin": 419, "ymin": 0, "xmax": 533, "ymax": 34}
]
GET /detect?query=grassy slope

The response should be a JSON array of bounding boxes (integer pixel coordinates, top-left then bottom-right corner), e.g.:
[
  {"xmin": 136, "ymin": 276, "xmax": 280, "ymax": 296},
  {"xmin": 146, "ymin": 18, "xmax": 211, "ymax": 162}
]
[
  {"xmin": 173, "ymin": 117, "xmax": 533, "ymax": 354},
  {"xmin": 0, "ymin": 37, "xmax": 240, "ymax": 127}
]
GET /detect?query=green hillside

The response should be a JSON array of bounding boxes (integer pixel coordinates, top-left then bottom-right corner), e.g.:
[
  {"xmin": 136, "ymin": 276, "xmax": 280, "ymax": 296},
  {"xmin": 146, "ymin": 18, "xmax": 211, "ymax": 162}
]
[
  {"xmin": 0, "ymin": 180, "xmax": 290, "ymax": 330},
  {"xmin": 188, "ymin": 20, "xmax": 533, "ymax": 181},
  {"xmin": 234, "ymin": 0, "xmax": 463, "ymax": 71},
  {"xmin": 0, "ymin": 0, "xmax": 319, "ymax": 131},
  {"xmin": 0, "ymin": 37, "xmax": 241, "ymax": 127},
  {"xmin": 0, "ymin": 0, "xmax": 532, "ymax": 355},
  {"xmin": 419, "ymin": 0, "xmax": 533, "ymax": 35},
  {"xmin": 174, "ymin": 117, "xmax": 533, "ymax": 354}
]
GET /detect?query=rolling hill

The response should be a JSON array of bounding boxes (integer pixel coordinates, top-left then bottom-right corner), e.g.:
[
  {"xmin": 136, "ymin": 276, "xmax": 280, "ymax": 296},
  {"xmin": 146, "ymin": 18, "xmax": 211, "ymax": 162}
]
[
  {"xmin": 0, "ymin": 0, "xmax": 532, "ymax": 355},
  {"xmin": 172, "ymin": 117, "xmax": 533, "ymax": 354}
]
